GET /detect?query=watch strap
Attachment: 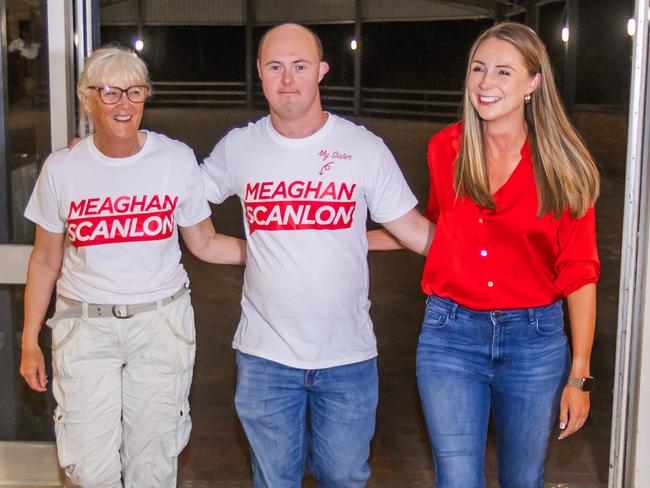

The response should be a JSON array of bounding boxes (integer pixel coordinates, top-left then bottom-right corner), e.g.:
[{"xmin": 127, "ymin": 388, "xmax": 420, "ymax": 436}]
[{"xmin": 567, "ymin": 376, "xmax": 594, "ymax": 392}]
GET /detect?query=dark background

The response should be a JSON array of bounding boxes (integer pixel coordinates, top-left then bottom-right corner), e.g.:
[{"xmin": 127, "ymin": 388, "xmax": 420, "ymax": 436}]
[{"xmin": 100, "ymin": 0, "xmax": 635, "ymax": 105}]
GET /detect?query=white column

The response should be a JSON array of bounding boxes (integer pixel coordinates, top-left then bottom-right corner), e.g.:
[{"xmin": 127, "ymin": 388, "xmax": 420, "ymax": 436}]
[
  {"xmin": 47, "ymin": 0, "xmax": 75, "ymax": 150},
  {"xmin": 610, "ymin": 0, "xmax": 650, "ymax": 486}
]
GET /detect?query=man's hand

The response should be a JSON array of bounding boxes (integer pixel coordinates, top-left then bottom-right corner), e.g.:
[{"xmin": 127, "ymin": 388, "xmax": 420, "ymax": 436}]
[{"xmin": 20, "ymin": 346, "xmax": 48, "ymax": 392}]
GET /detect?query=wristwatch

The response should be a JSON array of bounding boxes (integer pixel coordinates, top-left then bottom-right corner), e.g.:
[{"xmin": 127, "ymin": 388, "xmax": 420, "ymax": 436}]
[{"xmin": 567, "ymin": 376, "xmax": 594, "ymax": 392}]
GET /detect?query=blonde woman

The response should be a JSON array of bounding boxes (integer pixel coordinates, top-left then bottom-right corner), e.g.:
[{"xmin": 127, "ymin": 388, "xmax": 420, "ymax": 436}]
[
  {"xmin": 414, "ymin": 23, "xmax": 599, "ymax": 487},
  {"xmin": 20, "ymin": 46, "xmax": 245, "ymax": 487}
]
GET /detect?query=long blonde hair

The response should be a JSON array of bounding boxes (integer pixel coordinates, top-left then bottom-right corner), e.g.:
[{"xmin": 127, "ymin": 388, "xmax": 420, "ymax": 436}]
[{"xmin": 455, "ymin": 22, "xmax": 599, "ymax": 218}]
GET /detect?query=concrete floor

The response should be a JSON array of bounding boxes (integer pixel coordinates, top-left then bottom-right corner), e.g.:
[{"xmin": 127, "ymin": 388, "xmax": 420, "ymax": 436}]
[{"xmin": 134, "ymin": 106, "xmax": 624, "ymax": 487}]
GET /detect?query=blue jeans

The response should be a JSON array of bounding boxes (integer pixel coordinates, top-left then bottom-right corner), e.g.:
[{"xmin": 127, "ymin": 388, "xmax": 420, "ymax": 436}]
[
  {"xmin": 416, "ymin": 295, "xmax": 571, "ymax": 488},
  {"xmin": 235, "ymin": 352, "xmax": 378, "ymax": 488}
]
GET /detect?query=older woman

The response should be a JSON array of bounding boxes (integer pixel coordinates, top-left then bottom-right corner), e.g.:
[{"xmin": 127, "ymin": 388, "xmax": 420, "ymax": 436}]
[{"xmin": 19, "ymin": 46, "xmax": 244, "ymax": 487}]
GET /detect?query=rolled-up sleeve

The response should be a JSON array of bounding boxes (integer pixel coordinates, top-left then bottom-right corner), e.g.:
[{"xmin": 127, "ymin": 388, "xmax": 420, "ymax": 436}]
[{"xmin": 554, "ymin": 207, "xmax": 600, "ymax": 296}]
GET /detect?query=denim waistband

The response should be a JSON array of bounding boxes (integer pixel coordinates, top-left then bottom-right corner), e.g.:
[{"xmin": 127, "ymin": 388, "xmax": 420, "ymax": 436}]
[{"xmin": 426, "ymin": 294, "xmax": 562, "ymax": 324}]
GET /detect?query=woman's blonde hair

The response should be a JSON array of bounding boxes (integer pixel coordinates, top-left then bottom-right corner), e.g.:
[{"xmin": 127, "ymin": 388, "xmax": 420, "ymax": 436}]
[
  {"xmin": 456, "ymin": 22, "xmax": 599, "ymax": 218},
  {"xmin": 77, "ymin": 45, "xmax": 151, "ymax": 95}
]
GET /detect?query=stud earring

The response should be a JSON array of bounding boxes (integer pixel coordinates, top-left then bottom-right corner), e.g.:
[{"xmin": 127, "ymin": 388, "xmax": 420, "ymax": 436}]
[{"xmin": 524, "ymin": 94, "xmax": 532, "ymax": 104}]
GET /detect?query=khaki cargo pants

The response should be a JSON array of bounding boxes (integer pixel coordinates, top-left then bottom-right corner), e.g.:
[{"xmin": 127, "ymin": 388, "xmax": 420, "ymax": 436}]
[{"xmin": 49, "ymin": 291, "xmax": 196, "ymax": 487}]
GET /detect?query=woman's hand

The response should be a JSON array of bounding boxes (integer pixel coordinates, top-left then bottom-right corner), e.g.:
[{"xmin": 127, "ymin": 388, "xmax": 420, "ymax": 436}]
[
  {"xmin": 557, "ymin": 385, "xmax": 590, "ymax": 439},
  {"xmin": 559, "ymin": 284, "xmax": 596, "ymax": 440},
  {"xmin": 20, "ymin": 345, "xmax": 48, "ymax": 392}
]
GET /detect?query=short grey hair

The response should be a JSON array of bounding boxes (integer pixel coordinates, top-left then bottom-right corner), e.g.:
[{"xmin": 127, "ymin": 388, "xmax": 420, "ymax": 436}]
[{"xmin": 77, "ymin": 45, "xmax": 151, "ymax": 94}]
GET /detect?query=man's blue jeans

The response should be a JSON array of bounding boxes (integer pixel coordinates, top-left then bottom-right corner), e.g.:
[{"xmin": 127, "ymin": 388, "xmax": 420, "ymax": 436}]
[
  {"xmin": 416, "ymin": 295, "xmax": 571, "ymax": 488},
  {"xmin": 234, "ymin": 351, "xmax": 378, "ymax": 488}
]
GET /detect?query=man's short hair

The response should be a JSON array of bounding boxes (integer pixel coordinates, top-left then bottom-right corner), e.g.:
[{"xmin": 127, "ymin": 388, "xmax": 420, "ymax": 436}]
[{"xmin": 257, "ymin": 23, "xmax": 324, "ymax": 61}]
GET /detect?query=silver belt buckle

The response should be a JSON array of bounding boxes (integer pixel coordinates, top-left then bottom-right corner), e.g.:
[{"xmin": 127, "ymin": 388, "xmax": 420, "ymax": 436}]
[{"xmin": 112, "ymin": 304, "xmax": 133, "ymax": 319}]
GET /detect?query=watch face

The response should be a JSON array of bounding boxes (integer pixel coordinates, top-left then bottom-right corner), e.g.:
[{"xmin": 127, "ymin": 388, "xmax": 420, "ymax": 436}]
[{"xmin": 582, "ymin": 377, "xmax": 595, "ymax": 392}]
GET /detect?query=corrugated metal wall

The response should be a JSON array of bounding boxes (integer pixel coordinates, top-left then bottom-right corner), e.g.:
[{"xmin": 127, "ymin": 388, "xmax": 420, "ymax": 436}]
[
  {"xmin": 254, "ymin": 0, "xmax": 355, "ymax": 24},
  {"xmin": 363, "ymin": 0, "xmax": 490, "ymax": 22},
  {"xmin": 101, "ymin": 0, "xmax": 244, "ymax": 25},
  {"xmin": 100, "ymin": 0, "xmax": 492, "ymax": 26}
]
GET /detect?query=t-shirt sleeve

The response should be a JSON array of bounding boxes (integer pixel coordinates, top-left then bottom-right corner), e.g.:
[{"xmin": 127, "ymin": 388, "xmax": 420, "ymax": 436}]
[
  {"xmin": 23, "ymin": 155, "xmax": 65, "ymax": 233},
  {"xmin": 176, "ymin": 153, "xmax": 212, "ymax": 227},
  {"xmin": 554, "ymin": 207, "xmax": 600, "ymax": 296},
  {"xmin": 200, "ymin": 136, "xmax": 235, "ymax": 204},
  {"xmin": 365, "ymin": 141, "xmax": 418, "ymax": 223}
]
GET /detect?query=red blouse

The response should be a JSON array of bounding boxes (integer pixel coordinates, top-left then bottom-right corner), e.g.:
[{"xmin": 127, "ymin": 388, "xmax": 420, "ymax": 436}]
[{"xmin": 421, "ymin": 122, "xmax": 600, "ymax": 310}]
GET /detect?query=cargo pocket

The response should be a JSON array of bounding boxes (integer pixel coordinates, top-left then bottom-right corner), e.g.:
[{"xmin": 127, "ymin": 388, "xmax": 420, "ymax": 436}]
[
  {"xmin": 53, "ymin": 405, "xmax": 77, "ymax": 477},
  {"xmin": 164, "ymin": 401, "xmax": 192, "ymax": 458}
]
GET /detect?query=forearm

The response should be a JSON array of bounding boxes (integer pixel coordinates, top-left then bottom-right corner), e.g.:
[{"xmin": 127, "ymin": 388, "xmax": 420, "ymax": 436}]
[
  {"xmin": 203, "ymin": 234, "xmax": 247, "ymax": 265},
  {"xmin": 367, "ymin": 229, "xmax": 404, "ymax": 251},
  {"xmin": 566, "ymin": 283, "xmax": 597, "ymax": 376},
  {"xmin": 381, "ymin": 209, "xmax": 435, "ymax": 256},
  {"xmin": 397, "ymin": 218, "xmax": 435, "ymax": 256},
  {"xmin": 181, "ymin": 219, "xmax": 246, "ymax": 265},
  {"xmin": 23, "ymin": 261, "xmax": 59, "ymax": 348}
]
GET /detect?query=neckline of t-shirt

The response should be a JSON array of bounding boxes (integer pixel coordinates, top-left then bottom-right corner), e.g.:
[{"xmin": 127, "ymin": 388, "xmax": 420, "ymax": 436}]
[
  {"xmin": 265, "ymin": 113, "xmax": 335, "ymax": 147},
  {"xmin": 87, "ymin": 130, "xmax": 152, "ymax": 166}
]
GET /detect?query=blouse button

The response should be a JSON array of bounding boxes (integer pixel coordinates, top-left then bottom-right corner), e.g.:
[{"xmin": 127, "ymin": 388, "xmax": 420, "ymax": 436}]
[
  {"xmin": 478, "ymin": 218, "xmax": 484, "ymax": 224},
  {"xmin": 480, "ymin": 250, "xmax": 488, "ymax": 257},
  {"xmin": 487, "ymin": 281, "xmax": 494, "ymax": 287}
]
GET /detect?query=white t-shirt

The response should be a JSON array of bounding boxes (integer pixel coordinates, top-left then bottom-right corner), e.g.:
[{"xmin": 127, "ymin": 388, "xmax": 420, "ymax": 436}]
[
  {"xmin": 25, "ymin": 131, "xmax": 211, "ymax": 304},
  {"xmin": 202, "ymin": 114, "xmax": 417, "ymax": 369}
]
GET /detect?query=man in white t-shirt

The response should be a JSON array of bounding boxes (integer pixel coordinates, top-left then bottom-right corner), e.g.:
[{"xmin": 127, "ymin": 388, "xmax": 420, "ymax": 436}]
[{"xmin": 201, "ymin": 23, "xmax": 434, "ymax": 487}]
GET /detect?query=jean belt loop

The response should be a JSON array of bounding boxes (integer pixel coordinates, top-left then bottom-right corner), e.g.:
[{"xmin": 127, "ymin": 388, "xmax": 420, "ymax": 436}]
[
  {"xmin": 156, "ymin": 299, "xmax": 163, "ymax": 313},
  {"xmin": 450, "ymin": 302, "xmax": 458, "ymax": 320},
  {"xmin": 528, "ymin": 307, "xmax": 536, "ymax": 324},
  {"xmin": 82, "ymin": 302, "xmax": 89, "ymax": 319}
]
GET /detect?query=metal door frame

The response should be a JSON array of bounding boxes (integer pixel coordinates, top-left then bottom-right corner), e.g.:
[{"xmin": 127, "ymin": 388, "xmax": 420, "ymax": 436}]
[{"xmin": 0, "ymin": 0, "xmax": 94, "ymax": 440}]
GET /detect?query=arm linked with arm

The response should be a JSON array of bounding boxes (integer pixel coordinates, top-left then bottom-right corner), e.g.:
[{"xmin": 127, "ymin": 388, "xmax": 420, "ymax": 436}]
[
  {"xmin": 372, "ymin": 208, "xmax": 435, "ymax": 256},
  {"xmin": 180, "ymin": 217, "xmax": 246, "ymax": 265},
  {"xmin": 367, "ymin": 228, "xmax": 405, "ymax": 251}
]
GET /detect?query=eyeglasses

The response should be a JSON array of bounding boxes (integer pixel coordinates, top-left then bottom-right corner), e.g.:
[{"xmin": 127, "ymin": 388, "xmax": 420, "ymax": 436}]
[{"xmin": 88, "ymin": 85, "xmax": 149, "ymax": 104}]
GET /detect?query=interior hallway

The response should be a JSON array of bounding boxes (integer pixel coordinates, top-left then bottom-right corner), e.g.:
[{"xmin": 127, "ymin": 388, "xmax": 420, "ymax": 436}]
[{"xmin": 138, "ymin": 106, "xmax": 623, "ymax": 488}]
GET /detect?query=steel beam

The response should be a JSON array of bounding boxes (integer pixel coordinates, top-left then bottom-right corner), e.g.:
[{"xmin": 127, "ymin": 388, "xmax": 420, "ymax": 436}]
[
  {"xmin": 525, "ymin": 0, "xmax": 539, "ymax": 30},
  {"xmin": 353, "ymin": 0, "xmax": 362, "ymax": 115},
  {"xmin": 563, "ymin": 0, "xmax": 578, "ymax": 112},
  {"xmin": 245, "ymin": 0, "xmax": 254, "ymax": 108}
]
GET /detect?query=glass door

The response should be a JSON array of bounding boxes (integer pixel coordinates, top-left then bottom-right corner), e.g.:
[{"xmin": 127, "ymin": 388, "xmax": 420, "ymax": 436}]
[{"xmin": 0, "ymin": 0, "xmax": 80, "ymax": 441}]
